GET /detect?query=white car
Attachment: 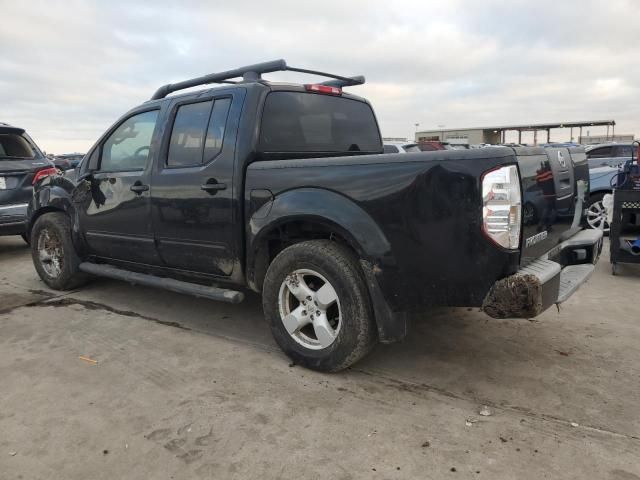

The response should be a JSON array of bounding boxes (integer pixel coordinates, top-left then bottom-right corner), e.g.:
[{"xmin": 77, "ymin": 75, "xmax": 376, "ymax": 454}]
[{"xmin": 383, "ymin": 141, "xmax": 421, "ymax": 153}]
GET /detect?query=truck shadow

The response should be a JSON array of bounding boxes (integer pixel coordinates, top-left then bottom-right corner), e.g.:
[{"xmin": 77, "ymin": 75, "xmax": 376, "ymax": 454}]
[{"xmin": 36, "ymin": 255, "xmax": 640, "ymax": 438}]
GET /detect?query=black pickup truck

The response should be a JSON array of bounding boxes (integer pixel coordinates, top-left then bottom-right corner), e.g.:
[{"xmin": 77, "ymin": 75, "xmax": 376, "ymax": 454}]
[{"xmin": 28, "ymin": 60, "xmax": 603, "ymax": 371}]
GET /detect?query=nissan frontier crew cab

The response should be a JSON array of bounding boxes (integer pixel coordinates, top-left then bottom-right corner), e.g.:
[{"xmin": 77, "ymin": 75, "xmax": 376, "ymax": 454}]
[{"xmin": 28, "ymin": 60, "xmax": 603, "ymax": 372}]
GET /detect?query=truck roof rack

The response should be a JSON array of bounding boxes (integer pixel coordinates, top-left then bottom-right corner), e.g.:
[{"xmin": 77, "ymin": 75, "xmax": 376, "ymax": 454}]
[{"xmin": 150, "ymin": 59, "xmax": 365, "ymax": 100}]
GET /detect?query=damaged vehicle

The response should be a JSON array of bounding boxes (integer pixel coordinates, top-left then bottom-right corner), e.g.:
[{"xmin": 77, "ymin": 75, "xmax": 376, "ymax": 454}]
[
  {"xmin": 1, "ymin": 122, "xmax": 57, "ymax": 242},
  {"xmin": 27, "ymin": 60, "xmax": 602, "ymax": 371}
]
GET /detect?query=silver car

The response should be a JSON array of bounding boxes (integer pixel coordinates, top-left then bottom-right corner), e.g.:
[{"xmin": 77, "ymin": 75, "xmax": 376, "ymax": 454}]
[{"xmin": 585, "ymin": 143, "xmax": 637, "ymax": 232}]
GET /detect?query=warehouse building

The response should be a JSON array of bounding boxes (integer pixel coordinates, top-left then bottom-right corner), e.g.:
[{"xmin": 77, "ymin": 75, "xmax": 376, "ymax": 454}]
[{"xmin": 415, "ymin": 120, "xmax": 620, "ymax": 146}]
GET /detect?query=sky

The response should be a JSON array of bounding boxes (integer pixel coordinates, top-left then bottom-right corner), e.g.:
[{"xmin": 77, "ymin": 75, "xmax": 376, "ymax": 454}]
[{"xmin": 1, "ymin": 0, "xmax": 638, "ymax": 153}]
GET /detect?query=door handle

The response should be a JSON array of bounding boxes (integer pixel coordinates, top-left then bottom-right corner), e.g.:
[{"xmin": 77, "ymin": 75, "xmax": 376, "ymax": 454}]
[
  {"xmin": 130, "ymin": 182, "xmax": 149, "ymax": 194},
  {"xmin": 201, "ymin": 180, "xmax": 227, "ymax": 193}
]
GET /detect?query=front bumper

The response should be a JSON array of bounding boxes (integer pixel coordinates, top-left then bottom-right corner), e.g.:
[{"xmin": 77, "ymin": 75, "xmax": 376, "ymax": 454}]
[
  {"xmin": 483, "ymin": 229, "xmax": 603, "ymax": 319},
  {"xmin": 0, "ymin": 203, "xmax": 28, "ymax": 235}
]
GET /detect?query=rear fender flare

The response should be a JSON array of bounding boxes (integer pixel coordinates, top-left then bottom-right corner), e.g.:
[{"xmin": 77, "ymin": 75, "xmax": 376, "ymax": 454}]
[
  {"xmin": 248, "ymin": 188, "xmax": 392, "ymax": 269},
  {"xmin": 248, "ymin": 188, "xmax": 406, "ymax": 343}
]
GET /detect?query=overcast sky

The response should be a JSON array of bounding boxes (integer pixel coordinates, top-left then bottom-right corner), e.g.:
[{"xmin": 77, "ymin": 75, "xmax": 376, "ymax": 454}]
[{"xmin": 1, "ymin": 0, "xmax": 638, "ymax": 153}]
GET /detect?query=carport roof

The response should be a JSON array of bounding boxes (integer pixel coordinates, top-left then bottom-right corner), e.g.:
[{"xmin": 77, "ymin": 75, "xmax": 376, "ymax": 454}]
[{"xmin": 418, "ymin": 120, "xmax": 616, "ymax": 133}]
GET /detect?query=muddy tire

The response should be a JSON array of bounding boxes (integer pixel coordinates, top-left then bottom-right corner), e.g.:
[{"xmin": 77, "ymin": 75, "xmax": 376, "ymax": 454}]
[
  {"xmin": 262, "ymin": 240, "xmax": 377, "ymax": 372},
  {"xmin": 31, "ymin": 212, "xmax": 87, "ymax": 290}
]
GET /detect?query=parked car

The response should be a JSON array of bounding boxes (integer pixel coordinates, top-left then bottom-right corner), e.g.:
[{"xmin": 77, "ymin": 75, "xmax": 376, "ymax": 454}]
[
  {"xmin": 383, "ymin": 141, "xmax": 421, "ymax": 153},
  {"xmin": 27, "ymin": 60, "xmax": 602, "ymax": 372},
  {"xmin": 584, "ymin": 143, "xmax": 638, "ymax": 232},
  {"xmin": 53, "ymin": 153, "xmax": 84, "ymax": 171},
  {"xmin": 416, "ymin": 140, "xmax": 450, "ymax": 151},
  {"xmin": 0, "ymin": 122, "xmax": 57, "ymax": 242}
]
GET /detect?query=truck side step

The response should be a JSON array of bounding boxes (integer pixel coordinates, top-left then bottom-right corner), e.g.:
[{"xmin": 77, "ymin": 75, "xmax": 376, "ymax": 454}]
[{"xmin": 78, "ymin": 262, "xmax": 244, "ymax": 304}]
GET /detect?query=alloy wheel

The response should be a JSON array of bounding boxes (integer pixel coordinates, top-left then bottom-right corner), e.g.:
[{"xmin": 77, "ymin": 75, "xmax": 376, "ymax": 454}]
[
  {"xmin": 278, "ymin": 269, "xmax": 342, "ymax": 350},
  {"xmin": 586, "ymin": 200, "xmax": 610, "ymax": 233},
  {"xmin": 37, "ymin": 228, "xmax": 64, "ymax": 278}
]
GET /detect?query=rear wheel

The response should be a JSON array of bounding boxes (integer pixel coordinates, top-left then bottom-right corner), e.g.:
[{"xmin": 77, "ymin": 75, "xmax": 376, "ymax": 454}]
[
  {"xmin": 31, "ymin": 212, "xmax": 87, "ymax": 290},
  {"xmin": 262, "ymin": 240, "xmax": 377, "ymax": 372},
  {"xmin": 586, "ymin": 192, "xmax": 610, "ymax": 234}
]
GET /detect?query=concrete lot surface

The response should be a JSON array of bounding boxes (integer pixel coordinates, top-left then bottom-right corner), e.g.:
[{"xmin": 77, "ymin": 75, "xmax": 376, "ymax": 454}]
[{"xmin": 1, "ymin": 235, "xmax": 639, "ymax": 479}]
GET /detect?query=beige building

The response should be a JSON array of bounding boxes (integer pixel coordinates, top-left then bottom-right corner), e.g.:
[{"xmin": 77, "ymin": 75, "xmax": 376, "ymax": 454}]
[
  {"xmin": 416, "ymin": 120, "xmax": 617, "ymax": 146},
  {"xmin": 416, "ymin": 128, "xmax": 500, "ymax": 145}
]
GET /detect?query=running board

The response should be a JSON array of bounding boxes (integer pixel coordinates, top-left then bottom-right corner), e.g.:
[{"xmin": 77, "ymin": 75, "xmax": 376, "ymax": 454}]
[{"xmin": 78, "ymin": 262, "xmax": 244, "ymax": 304}]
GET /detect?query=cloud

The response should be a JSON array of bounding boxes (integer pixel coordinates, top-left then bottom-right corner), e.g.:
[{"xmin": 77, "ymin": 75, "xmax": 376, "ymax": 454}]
[{"xmin": 0, "ymin": 0, "xmax": 638, "ymax": 152}]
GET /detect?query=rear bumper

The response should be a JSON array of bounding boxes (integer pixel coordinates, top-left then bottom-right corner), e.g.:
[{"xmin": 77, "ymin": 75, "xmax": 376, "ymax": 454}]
[
  {"xmin": 0, "ymin": 203, "xmax": 28, "ymax": 235},
  {"xmin": 483, "ymin": 229, "xmax": 603, "ymax": 319}
]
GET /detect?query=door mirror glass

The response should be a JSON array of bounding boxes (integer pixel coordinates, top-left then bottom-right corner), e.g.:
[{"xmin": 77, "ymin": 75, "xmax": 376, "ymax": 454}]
[{"xmin": 101, "ymin": 110, "xmax": 159, "ymax": 172}]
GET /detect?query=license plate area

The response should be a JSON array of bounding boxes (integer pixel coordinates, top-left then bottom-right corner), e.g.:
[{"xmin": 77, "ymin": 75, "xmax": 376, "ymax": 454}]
[{"xmin": 0, "ymin": 175, "xmax": 20, "ymax": 190}]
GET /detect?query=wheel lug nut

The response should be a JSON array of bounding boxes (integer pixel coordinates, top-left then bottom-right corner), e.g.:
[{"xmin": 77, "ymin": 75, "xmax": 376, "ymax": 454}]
[
  {"xmin": 310, "ymin": 315, "xmax": 314, "ymax": 320},
  {"xmin": 306, "ymin": 296, "xmax": 312, "ymax": 301},
  {"xmin": 301, "ymin": 310, "xmax": 307, "ymax": 316}
]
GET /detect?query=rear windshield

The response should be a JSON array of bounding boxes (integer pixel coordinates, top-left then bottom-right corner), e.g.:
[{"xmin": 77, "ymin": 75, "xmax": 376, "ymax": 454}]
[
  {"xmin": 0, "ymin": 133, "xmax": 36, "ymax": 160},
  {"xmin": 259, "ymin": 92, "xmax": 382, "ymax": 155}
]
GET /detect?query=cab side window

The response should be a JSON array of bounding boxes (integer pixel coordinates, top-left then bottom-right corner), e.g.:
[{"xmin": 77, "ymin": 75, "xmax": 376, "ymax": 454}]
[
  {"xmin": 101, "ymin": 110, "xmax": 159, "ymax": 172},
  {"xmin": 168, "ymin": 101, "xmax": 213, "ymax": 167},
  {"xmin": 167, "ymin": 97, "xmax": 232, "ymax": 168}
]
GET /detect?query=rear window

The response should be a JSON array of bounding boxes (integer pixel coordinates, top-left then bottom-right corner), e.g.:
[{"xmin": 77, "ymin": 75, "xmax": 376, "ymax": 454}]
[
  {"xmin": 587, "ymin": 146, "xmax": 613, "ymax": 158},
  {"xmin": 259, "ymin": 92, "xmax": 382, "ymax": 154},
  {"xmin": 384, "ymin": 145, "xmax": 400, "ymax": 153},
  {"xmin": 0, "ymin": 133, "xmax": 36, "ymax": 159}
]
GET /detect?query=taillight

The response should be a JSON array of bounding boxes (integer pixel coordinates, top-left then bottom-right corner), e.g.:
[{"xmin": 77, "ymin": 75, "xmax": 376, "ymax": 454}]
[
  {"xmin": 304, "ymin": 84, "xmax": 342, "ymax": 95},
  {"xmin": 482, "ymin": 165, "xmax": 522, "ymax": 249},
  {"xmin": 32, "ymin": 167, "xmax": 58, "ymax": 185}
]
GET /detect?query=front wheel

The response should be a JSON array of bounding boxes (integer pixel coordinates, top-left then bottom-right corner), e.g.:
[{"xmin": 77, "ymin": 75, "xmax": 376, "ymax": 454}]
[
  {"xmin": 31, "ymin": 212, "xmax": 88, "ymax": 290},
  {"xmin": 262, "ymin": 240, "xmax": 377, "ymax": 372}
]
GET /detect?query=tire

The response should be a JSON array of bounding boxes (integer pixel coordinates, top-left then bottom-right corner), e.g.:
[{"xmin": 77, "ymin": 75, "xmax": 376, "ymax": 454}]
[
  {"xmin": 585, "ymin": 192, "xmax": 610, "ymax": 234},
  {"xmin": 262, "ymin": 240, "xmax": 377, "ymax": 372},
  {"xmin": 31, "ymin": 212, "xmax": 88, "ymax": 290}
]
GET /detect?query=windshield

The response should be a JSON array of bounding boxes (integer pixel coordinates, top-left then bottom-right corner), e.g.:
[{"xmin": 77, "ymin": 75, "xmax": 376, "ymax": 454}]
[
  {"xmin": 259, "ymin": 92, "xmax": 382, "ymax": 155},
  {"xmin": 0, "ymin": 133, "xmax": 37, "ymax": 160}
]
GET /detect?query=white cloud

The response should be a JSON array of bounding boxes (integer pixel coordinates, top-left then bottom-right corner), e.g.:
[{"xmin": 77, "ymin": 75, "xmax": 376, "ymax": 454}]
[{"xmin": 0, "ymin": 0, "xmax": 638, "ymax": 152}]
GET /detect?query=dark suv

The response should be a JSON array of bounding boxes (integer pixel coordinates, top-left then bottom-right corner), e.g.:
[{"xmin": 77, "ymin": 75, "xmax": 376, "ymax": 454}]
[{"xmin": 0, "ymin": 123, "xmax": 57, "ymax": 241}]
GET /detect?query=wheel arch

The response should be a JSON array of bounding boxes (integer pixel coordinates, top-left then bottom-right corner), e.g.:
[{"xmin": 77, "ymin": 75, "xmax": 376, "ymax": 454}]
[
  {"xmin": 247, "ymin": 188, "xmax": 393, "ymax": 292},
  {"xmin": 247, "ymin": 188, "xmax": 407, "ymax": 344}
]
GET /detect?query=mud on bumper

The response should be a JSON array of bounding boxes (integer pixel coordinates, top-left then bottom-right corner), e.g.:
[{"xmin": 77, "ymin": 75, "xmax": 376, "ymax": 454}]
[{"xmin": 483, "ymin": 229, "xmax": 604, "ymax": 319}]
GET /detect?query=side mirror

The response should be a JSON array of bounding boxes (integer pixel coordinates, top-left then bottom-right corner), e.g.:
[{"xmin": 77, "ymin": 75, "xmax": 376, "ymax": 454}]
[{"xmin": 77, "ymin": 171, "xmax": 94, "ymax": 183}]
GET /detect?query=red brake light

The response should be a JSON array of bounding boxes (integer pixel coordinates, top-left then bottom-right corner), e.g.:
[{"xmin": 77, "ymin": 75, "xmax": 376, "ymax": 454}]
[
  {"xmin": 32, "ymin": 167, "xmax": 58, "ymax": 185},
  {"xmin": 304, "ymin": 84, "xmax": 342, "ymax": 95}
]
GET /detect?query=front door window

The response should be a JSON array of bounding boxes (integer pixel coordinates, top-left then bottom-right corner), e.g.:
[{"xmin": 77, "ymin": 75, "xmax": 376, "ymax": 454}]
[{"xmin": 101, "ymin": 110, "xmax": 159, "ymax": 172}]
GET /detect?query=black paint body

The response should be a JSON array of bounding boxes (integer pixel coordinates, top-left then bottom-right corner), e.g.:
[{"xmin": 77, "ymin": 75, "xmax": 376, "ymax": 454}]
[{"xmin": 28, "ymin": 80, "xmax": 589, "ymax": 340}]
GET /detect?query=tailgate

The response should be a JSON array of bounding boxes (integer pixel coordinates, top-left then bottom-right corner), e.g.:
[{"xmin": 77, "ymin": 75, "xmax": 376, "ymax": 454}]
[
  {"xmin": 0, "ymin": 159, "xmax": 45, "ymax": 204},
  {"xmin": 517, "ymin": 146, "xmax": 588, "ymax": 265}
]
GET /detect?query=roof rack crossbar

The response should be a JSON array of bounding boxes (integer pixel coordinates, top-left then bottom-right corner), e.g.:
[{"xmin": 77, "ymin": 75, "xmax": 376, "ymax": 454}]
[
  {"xmin": 284, "ymin": 67, "xmax": 365, "ymax": 87},
  {"xmin": 319, "ymin": 75, "xmax": 365, "ymax": 88},
  {"xmin": 150, "ymin": 59, "xmax": 365, "ymax": 100}
]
